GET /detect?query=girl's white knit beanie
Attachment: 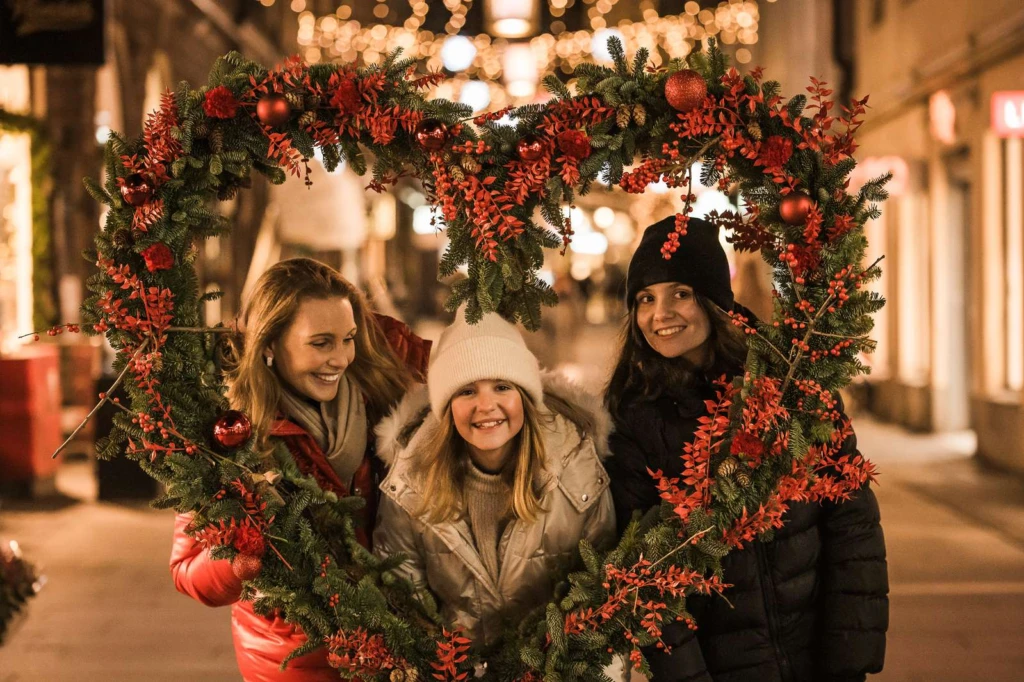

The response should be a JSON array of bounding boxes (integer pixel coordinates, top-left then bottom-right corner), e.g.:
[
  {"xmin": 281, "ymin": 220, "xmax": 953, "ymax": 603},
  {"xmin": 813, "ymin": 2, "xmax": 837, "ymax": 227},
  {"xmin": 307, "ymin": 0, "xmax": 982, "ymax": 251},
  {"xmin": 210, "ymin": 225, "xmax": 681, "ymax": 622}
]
[{"xmin": 427, "ymin": 309, "xmax": 544, "ymax": 416}]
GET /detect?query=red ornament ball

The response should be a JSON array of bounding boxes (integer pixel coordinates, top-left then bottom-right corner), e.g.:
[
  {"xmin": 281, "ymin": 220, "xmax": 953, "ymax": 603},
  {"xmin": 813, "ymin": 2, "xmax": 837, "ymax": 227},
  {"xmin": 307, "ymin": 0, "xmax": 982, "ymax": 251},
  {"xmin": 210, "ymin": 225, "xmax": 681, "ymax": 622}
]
[
  {"xmin": 212, "ymin": 409, "xmax": 252, "ymax": 450},
  {"xmin": 231, "ymin": 553, "xmax": 262, "ymax": 581},
  {"xmin": 415, "ymin": 119, "xmax": 449, "ymax": 151},
  {"xmin": 779, "ymin": 193, "xmax": 815, "ymax": 225},
  {"xmin": 256, "ymin": 93, "xmax": 292, "ymax": 127},
  {"xmin": 665, "ymin": 70, "xmax": 708, "ymax": 113},
  {"xmin": 516, "ymin": 134, "xmax": 547, "ymax": 162},
  {"xmin": 120, "ymin": 174, "xmax": 153, "ymax": 207}
]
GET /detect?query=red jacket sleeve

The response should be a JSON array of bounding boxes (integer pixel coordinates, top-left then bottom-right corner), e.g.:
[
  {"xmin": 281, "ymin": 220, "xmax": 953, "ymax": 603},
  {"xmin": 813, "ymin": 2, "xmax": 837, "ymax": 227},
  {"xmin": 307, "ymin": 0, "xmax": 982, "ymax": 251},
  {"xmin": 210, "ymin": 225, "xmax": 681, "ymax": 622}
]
[
  {"xmin": 169, "ymin": 513, "xmax": 243, "ymax": 607},
  {"xmin": 372, "ymin": 313, "xmax": 432, "ymax": 381}
]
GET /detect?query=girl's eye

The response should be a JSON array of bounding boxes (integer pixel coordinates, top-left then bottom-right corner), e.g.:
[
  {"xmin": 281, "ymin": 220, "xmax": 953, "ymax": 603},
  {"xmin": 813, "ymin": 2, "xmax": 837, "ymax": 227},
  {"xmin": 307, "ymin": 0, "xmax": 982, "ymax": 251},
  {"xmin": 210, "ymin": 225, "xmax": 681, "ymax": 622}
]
[
  {"xmin": 312, "ymin": 340, "xmax": 331, "ymax": 349},
  {"xmin": 343, "ymin": 336, "xmax": 355, "ymax": 345},
  {"xmin": 495, "ymin": 384, "xmax": 512, "ymax": 392},
  {"xmin": 457, "ymin": 388, "xmax": 475, "ymax": 397},
  {"xmin": 675, "ymin": 289, "xmax": 691, "ymax": 299},
  {"xmin": 637, "ymin": 294, "xmax": 653, "ymax": 305}
]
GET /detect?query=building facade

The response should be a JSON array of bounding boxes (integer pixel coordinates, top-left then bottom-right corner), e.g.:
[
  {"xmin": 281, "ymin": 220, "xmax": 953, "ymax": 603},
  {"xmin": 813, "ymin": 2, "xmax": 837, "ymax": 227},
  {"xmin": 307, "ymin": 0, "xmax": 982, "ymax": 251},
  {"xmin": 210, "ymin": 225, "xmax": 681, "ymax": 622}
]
[{"xmin": 848, "ymin": 0, "xmax": 1024, "ymax": 472}]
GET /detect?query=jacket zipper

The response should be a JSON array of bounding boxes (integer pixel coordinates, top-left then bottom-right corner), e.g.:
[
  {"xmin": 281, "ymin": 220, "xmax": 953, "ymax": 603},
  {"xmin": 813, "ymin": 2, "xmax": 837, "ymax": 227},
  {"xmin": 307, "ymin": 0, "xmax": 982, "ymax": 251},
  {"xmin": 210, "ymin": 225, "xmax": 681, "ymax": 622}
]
[{"xmin": 755, "ymin": 542, "xmax": 793, "ymax": 681}]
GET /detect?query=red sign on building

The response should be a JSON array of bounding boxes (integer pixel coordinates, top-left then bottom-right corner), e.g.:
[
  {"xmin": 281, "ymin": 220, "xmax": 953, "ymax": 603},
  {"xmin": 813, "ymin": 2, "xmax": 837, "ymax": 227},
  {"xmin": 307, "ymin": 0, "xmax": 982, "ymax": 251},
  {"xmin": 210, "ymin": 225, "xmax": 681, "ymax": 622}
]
[{"xmin": 992, "ymin": 91, "xmax": 1024, "ymax": 138}]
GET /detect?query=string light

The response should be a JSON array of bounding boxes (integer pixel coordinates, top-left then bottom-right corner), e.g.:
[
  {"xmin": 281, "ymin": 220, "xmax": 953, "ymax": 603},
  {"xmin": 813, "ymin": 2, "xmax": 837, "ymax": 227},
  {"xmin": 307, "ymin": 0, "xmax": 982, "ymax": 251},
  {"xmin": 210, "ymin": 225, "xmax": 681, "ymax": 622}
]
[{"xmin": 276, "ymin": 0, "xmax": 761, "ymax": 101}]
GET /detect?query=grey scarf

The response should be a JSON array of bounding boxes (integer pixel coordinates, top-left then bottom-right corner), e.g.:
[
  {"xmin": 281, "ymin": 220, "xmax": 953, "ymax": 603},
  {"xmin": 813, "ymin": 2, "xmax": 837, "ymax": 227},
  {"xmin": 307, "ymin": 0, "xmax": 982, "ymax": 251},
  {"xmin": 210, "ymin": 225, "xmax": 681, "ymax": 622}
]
[{"xmin": 278, "ymin": 373, "xmax": 368, "ymax": 486}]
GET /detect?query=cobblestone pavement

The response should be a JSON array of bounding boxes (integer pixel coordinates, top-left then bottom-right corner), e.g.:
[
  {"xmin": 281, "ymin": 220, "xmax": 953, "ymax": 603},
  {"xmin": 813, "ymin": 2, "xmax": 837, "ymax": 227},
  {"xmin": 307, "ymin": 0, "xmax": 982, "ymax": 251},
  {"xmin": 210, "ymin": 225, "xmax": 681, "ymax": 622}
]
[{"xmin": 2, "ymin": 325, "xmax": 1022, "ymax": 681}]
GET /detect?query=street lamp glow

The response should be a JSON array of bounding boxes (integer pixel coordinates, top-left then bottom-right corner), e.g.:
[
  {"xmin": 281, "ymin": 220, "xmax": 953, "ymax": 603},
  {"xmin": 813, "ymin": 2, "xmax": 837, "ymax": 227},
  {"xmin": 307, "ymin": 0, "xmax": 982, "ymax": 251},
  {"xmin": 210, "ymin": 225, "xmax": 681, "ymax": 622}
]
[
  {"xmin": 459, "ymin": 80, "xmax": 491, "ymax": 113},
  {"xmin": 486, "ymin": 0, "xmax": 539, "ymax": 38},
  {"xmin": 441, "ymin": 35, "xmax": 477, "ymax": 72},
  {"xmin": 591, "ymin": 28, "xmax": 625, "ymax": 62},
  {"xmin": 413, "ymin": 205, "xmax": 443, "ymax": 235}
]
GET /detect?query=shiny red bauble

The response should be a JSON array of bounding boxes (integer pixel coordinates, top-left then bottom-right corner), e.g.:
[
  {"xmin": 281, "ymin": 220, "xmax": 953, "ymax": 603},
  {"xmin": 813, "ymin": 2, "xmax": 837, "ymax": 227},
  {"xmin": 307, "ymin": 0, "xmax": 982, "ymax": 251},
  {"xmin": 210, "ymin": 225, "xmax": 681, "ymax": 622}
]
[
  {"xmin": 415, "ymin": 119, "xmax": 449, "ymax": 151},
  {"xmin": 779, "ymin": 193, "xmax": 815, "ymax": 225},
  {"xmin": 256, "ymin": 93, "xmax": 292, "ymax": 127},
  {"xmin": 231, "ymin": 553, "xmax": 262, "ymax": 581},
  {"xmin": 120, "ymin": 174, "xmax": 153, "ymax": 207},
  {"xmin": 665, "ymin": 70, "xmax": 708, "ymax": 113},
  {"xmin": 212, "ymin": 409, "xmax": 252, "ymax": 450},
  {"xmin": 516, "ymin": 134, "xmax": 546, "ymax": 162}
]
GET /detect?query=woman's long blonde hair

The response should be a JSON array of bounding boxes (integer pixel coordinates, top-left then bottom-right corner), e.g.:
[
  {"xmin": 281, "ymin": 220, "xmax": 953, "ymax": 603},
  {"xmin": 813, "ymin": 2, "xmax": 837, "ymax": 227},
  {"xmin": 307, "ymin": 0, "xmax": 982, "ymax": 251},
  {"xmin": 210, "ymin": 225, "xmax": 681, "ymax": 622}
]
[
  {"xmin": 416, "ymin": 386, "xmax": 547, "ymax": 525},
  {"xmin": 223, "ymin": 258, "xmax": 413, "ymax": 452}
]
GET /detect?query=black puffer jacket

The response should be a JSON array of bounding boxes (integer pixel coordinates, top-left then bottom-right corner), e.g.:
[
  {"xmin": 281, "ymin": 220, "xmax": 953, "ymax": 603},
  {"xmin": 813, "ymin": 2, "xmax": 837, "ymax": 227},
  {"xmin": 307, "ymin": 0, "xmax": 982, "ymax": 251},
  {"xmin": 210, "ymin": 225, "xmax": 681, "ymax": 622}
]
[{"xmin": 605, "ymin": 382, "xmax": 888, "ymax": 682}]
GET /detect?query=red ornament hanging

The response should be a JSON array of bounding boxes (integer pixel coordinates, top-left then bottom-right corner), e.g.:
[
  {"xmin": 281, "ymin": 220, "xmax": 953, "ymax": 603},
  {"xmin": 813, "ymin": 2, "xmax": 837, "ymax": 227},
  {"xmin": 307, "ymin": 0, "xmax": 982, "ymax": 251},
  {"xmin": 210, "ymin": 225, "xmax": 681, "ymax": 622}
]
[
  {"xmin": 516, "ymin": 134, "xmax": 546, "ymax": 162},
  {"xmin": 212, "ymin": 410, "xmax": 253, "ymax": 450},
  {"xmin": 415, "ymin": 119, "xmax": 449, "ymax": 151},
  {"xmin": 256, "ymin": 93, "xmax": 292, "ymax": 127},
  {"xmin": 779, "ymin": 193, "xmax": 814, "ymax": 225},
  {"xmin": 120, "ymin": 174, "xmax": 153, "ymax": 207},
  {"xmin": 231, "ymin": 553, "xmax": 262, "ymax": 581},
  {"xmin": 665, "ymin": 70, "xmax": 708, "ymax": 113}
]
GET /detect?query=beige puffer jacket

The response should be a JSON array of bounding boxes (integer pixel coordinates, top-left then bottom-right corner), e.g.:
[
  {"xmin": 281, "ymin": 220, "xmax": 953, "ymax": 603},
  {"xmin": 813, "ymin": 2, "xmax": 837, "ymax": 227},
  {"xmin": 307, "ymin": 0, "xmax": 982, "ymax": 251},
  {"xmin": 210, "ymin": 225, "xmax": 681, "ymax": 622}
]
[{"xmin": 372, "ymin": 372, "xmax": 616, "ymax": 648}]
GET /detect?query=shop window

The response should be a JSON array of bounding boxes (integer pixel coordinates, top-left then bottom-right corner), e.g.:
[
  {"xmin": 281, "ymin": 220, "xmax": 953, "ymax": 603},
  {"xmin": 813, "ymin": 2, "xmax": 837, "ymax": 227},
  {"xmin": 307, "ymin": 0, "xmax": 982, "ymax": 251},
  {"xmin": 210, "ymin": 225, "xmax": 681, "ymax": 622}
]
[
  {"xmin": 980, "ymin": 131, "xmax": 1024, "ymax": 395},
  {"xmin": 895, "ymin": 191, "xmax": 930, "ymax": 384}
]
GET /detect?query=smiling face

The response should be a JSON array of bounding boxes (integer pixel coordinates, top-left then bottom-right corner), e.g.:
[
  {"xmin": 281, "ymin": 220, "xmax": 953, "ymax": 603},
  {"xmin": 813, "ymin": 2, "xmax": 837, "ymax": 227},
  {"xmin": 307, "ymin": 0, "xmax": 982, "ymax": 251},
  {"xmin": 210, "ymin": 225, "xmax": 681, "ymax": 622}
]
[
  {"xmin": 449, "ymin": 380, "xmax": 526, "ymax": 473},
  {"xmin": 267, "ymin": 296, "xmax": 357, "ymax": 403},
  {"xmin": 635, "ymin": 282, "xmax": 712, "ymax": 363}
]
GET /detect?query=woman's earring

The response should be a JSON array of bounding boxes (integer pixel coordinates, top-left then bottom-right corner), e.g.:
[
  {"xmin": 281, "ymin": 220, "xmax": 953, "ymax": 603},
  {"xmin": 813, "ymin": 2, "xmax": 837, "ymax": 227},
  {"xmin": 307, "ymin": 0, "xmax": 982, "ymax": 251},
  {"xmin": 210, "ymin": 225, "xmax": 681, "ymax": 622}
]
[{"xmin": 265, "ymin": 355, "xmax": 273, "ymax": 368}]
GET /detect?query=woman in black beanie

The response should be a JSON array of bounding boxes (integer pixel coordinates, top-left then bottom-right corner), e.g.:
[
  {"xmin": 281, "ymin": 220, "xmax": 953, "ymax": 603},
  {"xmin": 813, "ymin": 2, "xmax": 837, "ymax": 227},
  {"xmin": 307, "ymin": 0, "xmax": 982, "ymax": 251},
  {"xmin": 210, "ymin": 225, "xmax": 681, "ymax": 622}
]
[{"xmin": 604, "ymin": 216, "xmax": 888, "ymax": 682}]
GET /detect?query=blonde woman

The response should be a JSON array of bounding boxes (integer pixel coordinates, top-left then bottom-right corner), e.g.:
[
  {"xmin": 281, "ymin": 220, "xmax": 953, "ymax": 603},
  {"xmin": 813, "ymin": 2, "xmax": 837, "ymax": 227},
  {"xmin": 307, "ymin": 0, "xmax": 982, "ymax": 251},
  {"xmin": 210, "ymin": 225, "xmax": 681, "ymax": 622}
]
[
  {"xmin": 169, "ymin": 258, "xmax": 430, "ymax": 682},
  {"xmin": 373, "ymin": 310, "xmax": 617, "ymax": 656}
]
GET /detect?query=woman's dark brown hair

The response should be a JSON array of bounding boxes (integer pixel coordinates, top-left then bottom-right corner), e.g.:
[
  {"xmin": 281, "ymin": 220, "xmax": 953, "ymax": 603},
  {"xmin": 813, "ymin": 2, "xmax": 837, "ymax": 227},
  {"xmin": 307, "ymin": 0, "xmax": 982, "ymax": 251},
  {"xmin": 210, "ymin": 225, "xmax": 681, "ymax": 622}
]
[{"xmin": 605, "ymin": 292, "xmax": 748, "ymax": 418}]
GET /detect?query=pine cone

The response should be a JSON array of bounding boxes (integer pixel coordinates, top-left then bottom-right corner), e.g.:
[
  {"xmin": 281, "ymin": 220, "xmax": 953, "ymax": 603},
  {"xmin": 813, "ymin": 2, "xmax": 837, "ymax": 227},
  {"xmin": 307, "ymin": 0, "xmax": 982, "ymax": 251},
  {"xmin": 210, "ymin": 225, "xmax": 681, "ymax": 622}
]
[
  {"xmin": 209, "ymin": 127, "xmax": 224, "ymax": 154},
  {"xmin": 405, "ymin": 669, "xmax": 418, "ymax": 682},
  {"xmin": 285, "ymin": 92, "xmax": 304, "ymax": 110},
  {"xmin": 307, "ymin": 94, "xmax": 321, "ymax": 109},
  {"xmin": 632, "ymin": 103, "xmax": 647, "ymax": 126},
  {"xmin": 716, "ymin": 457, "xmax": 739, "ymax": 477},
  {"xmin": 735, "ymin": 471, "xmax": 752, "ymax": 488},
  {"xmin": 616, "ymin": 105, "xmax": 632, "ymax": 129},
  {"xmin": 746, "ymin": 122, "xmax": 763, "ymax": 141},
  {"xmin": 389, "ymin": 670, "xmax": 406, "ymax": 682},
  {"xmin": 298, "ymin": 111, "xmax": 317, "ymax": 128},
  {"xmin": 194, "ymin": 122, "xmax": 210, "ymax": 139},
  {"xmin": 448, "ymin": 165, "xmax": 465, "ymax": 182},
  {"xmin": 460, "ymin": 154, "xmax": 481, "ymax": 174},
  {"xmin": 218, "ymin": 184, "xmax": 238, "ymax": 201},
  {"xmin": 111, "ymin": 228, "xmax": 133, "ymax": 249}
]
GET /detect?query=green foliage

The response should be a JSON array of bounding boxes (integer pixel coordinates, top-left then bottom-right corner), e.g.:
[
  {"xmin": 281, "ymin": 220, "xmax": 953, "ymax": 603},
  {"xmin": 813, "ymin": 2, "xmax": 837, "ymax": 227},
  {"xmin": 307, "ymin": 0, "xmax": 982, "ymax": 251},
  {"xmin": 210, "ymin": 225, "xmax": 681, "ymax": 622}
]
[{"xmin": 77, "ymin": 39, "xmax": 888, "ymax": 682}]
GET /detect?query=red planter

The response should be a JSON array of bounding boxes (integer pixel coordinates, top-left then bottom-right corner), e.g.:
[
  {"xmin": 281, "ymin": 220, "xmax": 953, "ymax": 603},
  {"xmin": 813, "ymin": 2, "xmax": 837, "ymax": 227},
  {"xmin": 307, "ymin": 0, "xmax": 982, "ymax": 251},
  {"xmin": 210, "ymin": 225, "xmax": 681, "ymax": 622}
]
[{"xmin": 0, "ymin": 345, "xmax": 62, "ymax": 497}]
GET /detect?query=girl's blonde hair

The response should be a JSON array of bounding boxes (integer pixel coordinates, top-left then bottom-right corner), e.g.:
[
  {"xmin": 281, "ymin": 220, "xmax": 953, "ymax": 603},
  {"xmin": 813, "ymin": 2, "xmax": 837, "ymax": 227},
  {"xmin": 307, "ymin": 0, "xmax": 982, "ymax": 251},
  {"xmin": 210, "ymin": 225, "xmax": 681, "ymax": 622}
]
[
  {"xmin": 222, "ymin": 258, "xmax": 413, "ymax": 452},
  {"xmin": 416, "ymin": 386, "xmax": 547, "ymax": 525}
]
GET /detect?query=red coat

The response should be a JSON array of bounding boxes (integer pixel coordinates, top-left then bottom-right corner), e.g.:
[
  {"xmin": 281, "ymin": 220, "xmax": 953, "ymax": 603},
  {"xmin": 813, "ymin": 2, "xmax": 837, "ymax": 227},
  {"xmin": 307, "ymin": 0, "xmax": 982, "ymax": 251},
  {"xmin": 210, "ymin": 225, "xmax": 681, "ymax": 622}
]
[{"xmin": 170, "ymin": 315, "xmax": 430, "ymax": 682}]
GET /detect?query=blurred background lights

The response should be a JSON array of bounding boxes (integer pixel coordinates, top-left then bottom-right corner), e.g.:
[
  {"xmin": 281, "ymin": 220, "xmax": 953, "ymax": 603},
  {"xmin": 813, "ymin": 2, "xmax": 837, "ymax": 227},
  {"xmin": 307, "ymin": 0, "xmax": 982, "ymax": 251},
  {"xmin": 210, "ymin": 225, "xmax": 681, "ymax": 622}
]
[
  {"xmin": 591, "ymin": 28, "xmax": 625, "ymax": 63},
  {"xmin": 441, "ymin": 35, "xmax": 477, "ymax": 72},
  {"xmin": 459, "ymin": 80, "xmax": 492, "ymax": 112}
]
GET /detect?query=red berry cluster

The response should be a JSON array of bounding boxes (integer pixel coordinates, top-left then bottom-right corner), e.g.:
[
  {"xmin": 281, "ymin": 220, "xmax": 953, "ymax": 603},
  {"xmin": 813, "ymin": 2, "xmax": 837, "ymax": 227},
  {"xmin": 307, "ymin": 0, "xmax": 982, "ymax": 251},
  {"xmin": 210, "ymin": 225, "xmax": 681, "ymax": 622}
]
[{"xmin": 729, "ymin": 311, "xmax": 757, "ymax": 335}]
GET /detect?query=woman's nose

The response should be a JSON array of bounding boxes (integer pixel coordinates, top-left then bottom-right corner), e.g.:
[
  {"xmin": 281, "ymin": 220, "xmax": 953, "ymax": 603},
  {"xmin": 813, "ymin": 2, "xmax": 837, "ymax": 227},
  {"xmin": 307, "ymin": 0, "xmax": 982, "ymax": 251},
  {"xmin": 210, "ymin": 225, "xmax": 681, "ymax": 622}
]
[
  {"xmin": 653, "ymin": 298, "xmax": 676, "ymax": 320},
  {"xmin": 326, "ymin": 350, "xmax": 350, "ymax": 370}
]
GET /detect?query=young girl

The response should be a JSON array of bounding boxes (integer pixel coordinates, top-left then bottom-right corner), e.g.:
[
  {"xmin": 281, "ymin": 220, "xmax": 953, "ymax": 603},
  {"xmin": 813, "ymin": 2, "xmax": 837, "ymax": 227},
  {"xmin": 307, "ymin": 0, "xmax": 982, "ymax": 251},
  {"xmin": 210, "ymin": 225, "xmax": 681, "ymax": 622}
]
[
  {"xmin": 169, "ymin": 258, "xmax": 430, "ymax": 681},
  {"xmin": 605, "ymin": 217, "xmax": 888, "ymax": 682},
  {"xmin": 373, "ymin": 310, "xmax": 616, "ymax": 652}
]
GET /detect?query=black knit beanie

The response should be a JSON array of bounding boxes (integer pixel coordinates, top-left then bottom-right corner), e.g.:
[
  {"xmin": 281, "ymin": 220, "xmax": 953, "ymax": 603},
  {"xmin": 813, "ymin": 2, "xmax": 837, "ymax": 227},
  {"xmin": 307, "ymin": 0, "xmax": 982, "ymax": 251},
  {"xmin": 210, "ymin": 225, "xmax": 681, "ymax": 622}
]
[{"xmin": 625, "ymin": 216, "xmax": 734, "ymax": 311}]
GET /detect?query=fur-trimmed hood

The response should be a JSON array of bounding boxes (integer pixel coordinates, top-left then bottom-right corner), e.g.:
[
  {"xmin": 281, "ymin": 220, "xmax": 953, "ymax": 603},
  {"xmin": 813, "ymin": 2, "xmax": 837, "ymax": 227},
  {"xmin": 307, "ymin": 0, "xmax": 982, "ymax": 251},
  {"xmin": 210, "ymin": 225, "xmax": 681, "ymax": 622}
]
[{"xmin": 376, "ymin": 370, "xmax": 612, "ymax": 468}]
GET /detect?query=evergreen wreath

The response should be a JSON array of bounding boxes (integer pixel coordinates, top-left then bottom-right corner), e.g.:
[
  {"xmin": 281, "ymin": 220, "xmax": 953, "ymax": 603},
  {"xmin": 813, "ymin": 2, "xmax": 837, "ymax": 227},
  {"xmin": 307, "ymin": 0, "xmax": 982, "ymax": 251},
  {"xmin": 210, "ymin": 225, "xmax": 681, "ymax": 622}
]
[{"xmin": 59, "ymin": 39, "xmax": 886, "ymax": 680}]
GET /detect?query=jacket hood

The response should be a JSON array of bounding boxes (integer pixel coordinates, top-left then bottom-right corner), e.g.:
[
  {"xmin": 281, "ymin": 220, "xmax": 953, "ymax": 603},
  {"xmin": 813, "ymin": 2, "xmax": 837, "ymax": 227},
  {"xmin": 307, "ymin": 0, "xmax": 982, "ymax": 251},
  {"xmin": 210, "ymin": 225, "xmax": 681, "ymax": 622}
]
[{"xmin": 376, "ymin": 370, "xmax": 612, "ymax": 468}]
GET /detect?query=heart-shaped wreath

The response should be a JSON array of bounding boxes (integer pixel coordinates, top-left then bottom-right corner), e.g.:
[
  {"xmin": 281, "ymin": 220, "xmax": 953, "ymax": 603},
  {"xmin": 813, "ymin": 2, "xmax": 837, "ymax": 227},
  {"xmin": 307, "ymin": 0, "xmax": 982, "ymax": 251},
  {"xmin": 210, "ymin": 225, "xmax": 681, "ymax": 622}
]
[{"xmin": 66, "ymin": 39, "xmax": 887, "ymax": 680}]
